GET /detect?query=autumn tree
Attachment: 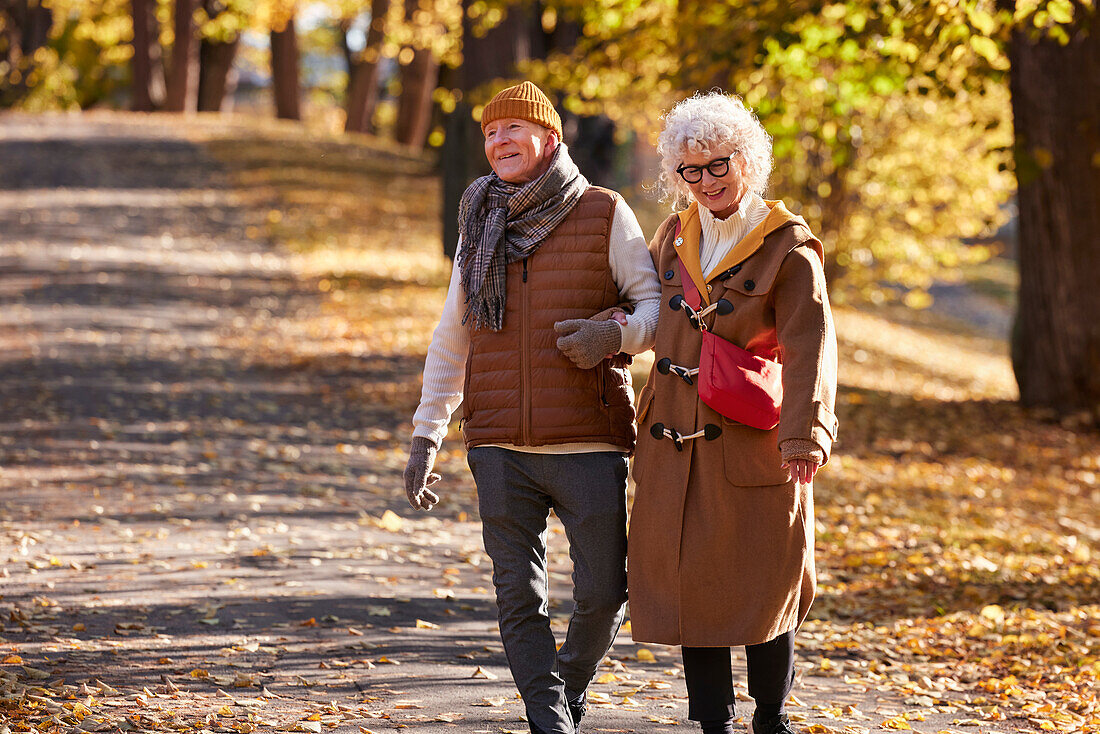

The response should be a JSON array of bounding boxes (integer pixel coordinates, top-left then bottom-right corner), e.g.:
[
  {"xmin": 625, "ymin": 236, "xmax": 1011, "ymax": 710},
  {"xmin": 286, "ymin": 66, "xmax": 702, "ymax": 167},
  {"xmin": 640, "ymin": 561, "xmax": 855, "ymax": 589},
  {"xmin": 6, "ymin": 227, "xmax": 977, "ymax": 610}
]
[
  {"xmin": 394, "ymin": 0, "xmax": 446, "ymax": 147},
  {"xmin": 270, "ymin": 14, "xmax": 300, "ymax": 119},
  {"xmin": 1005, "ymin": 2, "xmax": 1099, "ymax": 418},
  {"xmin": 165, "ymin": 0, "xmax": 197, "ymax": 110},
  {"xmin": 0, "ymin": 0, "xmax": 53, "ymax": 106},
  {"xmin": 130, "ymin": 0, "xmax": 160, "ymax": 110},
  {"xmin": 527, "ymin": 1, "xmax": 1020, "ymax": 304},
  {"xmin": 0, "ymin": 0, "xmax": 52, "ymax": 105},
  {"xmin": 343, "ymin": 0, "xmax": 390, "ymax": 133},
  {"xmin": 195, "ymin": 0, "xmax": 243, "ymax": 111}
]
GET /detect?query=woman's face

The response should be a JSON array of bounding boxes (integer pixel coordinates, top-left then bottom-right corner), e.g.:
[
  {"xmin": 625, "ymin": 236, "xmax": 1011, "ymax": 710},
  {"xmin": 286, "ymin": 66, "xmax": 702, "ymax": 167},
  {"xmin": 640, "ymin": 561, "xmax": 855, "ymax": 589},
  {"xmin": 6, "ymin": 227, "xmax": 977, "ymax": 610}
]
[
  {"xmin": 483, "ymin": 117, "xmax": 557, "ymax": 184},
  {"xmin": 678, "ymin": 146, "xmax": 748, "ymax": 220}
]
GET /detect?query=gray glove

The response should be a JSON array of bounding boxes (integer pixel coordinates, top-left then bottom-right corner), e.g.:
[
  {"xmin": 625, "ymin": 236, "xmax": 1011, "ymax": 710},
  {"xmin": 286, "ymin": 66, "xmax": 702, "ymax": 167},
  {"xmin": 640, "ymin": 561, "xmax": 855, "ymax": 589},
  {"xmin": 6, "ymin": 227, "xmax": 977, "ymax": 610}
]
[
  {"xmin": 554, "ymin": 318, "xmax": 623, "ymax": 370},
  {"xmin": 403, "ymin": 436, "xmax": 442, "ymax": 511}
]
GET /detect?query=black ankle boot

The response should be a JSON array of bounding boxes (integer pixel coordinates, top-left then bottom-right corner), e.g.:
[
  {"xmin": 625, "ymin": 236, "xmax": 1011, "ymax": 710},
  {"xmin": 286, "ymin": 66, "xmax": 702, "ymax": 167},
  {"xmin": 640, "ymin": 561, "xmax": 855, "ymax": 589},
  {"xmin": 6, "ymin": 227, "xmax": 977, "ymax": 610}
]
[
  {"xmin": 751, "ymin": 711, "xmax": 795, "ymax": 734},
  {"xmin": 699, "ymin": 718, "xmax": 735, "ymax": 734},
  {"xmin": 567, "ymin": 691, "xmax": 587, "ymax": 730}
]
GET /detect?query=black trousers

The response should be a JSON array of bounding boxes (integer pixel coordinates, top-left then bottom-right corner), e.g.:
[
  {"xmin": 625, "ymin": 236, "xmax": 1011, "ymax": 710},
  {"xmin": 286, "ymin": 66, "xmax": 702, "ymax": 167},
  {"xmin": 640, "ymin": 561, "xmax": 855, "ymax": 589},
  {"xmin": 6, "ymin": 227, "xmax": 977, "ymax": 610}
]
[{"xmin": 681, "ymin": 630, "xmax": 796, "ymax": 722}]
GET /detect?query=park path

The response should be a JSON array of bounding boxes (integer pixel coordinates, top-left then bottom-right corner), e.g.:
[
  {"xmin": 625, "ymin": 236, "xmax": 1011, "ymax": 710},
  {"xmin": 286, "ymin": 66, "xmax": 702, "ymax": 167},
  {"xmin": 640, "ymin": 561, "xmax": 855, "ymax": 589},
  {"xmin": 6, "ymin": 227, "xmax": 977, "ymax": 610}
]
[{"xmin": 0, "ymin": 114, "xmax": 959, "ymax": 734}]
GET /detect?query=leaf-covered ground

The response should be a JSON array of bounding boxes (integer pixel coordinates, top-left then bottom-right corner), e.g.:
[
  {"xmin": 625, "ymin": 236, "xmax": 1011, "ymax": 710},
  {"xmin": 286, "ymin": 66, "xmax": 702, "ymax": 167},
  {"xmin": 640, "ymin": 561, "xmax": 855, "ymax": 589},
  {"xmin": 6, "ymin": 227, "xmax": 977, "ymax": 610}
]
[{"xmin": 0, "ymin": 112, "xmax": 1095, "ymax": 734}]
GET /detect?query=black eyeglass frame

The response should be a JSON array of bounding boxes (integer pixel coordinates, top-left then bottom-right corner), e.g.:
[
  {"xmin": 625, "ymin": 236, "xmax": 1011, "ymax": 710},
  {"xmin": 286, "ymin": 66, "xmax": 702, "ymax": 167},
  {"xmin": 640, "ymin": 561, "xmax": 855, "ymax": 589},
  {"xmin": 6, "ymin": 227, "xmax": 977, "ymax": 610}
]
[{"xmin": 675, "ymin": 154, "xmax": 736, "ymax": 184}]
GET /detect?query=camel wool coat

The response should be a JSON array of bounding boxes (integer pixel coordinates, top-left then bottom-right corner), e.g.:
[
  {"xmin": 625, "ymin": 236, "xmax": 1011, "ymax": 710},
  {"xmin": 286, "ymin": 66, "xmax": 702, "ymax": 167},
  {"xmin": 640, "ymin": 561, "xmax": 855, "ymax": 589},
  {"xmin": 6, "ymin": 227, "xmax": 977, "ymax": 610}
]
[{"xmin": 628, "ymin": 200, "xmax": 838, "ymax": 647}]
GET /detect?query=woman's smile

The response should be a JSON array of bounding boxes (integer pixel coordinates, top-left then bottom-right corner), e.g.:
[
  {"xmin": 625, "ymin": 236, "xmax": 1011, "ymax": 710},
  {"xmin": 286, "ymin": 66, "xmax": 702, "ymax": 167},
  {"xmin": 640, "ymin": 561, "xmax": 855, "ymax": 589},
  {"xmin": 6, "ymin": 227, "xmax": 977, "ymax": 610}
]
[{"xmin": 680, "ymin": 148, "xmax": 748, "ymax": 219}]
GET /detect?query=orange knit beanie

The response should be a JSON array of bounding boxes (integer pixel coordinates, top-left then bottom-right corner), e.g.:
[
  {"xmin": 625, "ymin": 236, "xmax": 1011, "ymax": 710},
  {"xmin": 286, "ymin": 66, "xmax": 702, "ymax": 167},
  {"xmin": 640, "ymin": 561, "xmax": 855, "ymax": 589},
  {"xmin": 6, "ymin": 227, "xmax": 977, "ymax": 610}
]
[{"xmin": 480, "ymin": 81, "xmax": 562, "ymax": 139}]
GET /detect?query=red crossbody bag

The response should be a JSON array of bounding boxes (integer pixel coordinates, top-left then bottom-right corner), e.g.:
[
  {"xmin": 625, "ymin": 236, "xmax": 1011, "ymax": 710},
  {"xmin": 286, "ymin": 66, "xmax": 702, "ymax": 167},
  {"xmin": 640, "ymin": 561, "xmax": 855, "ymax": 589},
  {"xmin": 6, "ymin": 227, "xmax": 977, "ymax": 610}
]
[{"xmin": 673, "ymin": 220, "xmax": 783, "ymax": 430}]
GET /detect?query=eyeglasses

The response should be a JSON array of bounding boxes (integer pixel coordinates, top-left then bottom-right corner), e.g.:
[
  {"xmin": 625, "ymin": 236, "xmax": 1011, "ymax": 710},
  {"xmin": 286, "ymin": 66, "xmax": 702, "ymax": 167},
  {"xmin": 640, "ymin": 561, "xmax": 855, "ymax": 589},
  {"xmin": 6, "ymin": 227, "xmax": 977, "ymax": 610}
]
[{"xmin": 676, "ymin": 154, "xmax": 735, "ymax": 184}]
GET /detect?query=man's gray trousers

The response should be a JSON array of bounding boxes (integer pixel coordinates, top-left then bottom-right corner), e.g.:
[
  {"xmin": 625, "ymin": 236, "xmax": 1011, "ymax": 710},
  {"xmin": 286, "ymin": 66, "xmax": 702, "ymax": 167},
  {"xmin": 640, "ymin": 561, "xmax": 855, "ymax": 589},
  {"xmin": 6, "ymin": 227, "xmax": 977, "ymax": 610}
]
[{"xmin": 467, "ymin": 447, "xmax": 629, "ymax": 734}]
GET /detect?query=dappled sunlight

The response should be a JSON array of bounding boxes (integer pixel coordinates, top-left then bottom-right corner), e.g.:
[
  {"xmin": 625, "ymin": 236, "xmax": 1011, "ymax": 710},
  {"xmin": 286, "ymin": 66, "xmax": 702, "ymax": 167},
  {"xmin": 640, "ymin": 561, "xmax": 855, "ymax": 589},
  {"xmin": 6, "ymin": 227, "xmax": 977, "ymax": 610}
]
[{"xmin": 834, "ymin": 307, "xmax": 1017, "ymax": 401}]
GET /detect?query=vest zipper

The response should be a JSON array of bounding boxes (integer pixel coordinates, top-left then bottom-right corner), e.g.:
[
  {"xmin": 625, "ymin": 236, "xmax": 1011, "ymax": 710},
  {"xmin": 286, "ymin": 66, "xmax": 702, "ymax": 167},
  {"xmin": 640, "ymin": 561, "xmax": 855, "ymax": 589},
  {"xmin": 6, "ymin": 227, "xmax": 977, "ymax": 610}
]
[
  {"xmin": 521, "ymin": 256, "xmax": 531, "ymax": 444},
  {"xmin": 597, "ymin": 364, "xmax": 609, "ymax": 407}
]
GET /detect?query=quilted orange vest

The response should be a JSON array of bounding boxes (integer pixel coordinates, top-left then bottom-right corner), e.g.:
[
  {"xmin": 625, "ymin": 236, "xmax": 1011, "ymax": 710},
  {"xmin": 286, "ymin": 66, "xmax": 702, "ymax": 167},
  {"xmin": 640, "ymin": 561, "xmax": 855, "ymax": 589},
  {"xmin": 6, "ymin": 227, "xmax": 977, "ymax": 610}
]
[{"xmin": 461, "ymin": 186, "xmax": 636, "ymax": 451}]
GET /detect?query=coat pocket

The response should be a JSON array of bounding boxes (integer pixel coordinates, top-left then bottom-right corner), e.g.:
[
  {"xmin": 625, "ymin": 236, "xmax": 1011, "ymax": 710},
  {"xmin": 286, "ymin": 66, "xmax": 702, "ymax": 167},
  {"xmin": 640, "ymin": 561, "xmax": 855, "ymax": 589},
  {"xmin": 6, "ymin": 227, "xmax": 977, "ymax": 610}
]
[{"xmin": 721, "ymin": 418, "xmax": 792, "ymax": 487}]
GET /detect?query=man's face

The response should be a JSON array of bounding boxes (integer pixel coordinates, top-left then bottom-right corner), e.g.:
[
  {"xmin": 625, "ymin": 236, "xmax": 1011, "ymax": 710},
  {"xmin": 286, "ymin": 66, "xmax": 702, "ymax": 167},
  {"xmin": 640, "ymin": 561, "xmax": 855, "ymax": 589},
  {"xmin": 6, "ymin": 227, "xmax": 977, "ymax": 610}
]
[{"xmin": 483, "ymin": 117, "xmax": 557, "ymax": 184}]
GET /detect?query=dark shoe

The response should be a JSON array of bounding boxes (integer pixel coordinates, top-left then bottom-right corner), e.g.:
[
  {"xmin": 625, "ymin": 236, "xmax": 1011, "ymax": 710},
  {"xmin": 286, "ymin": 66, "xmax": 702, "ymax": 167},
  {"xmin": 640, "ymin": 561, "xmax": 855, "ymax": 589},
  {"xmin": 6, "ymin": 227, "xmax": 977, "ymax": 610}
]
[
  {"xmin": 750, "ymin": 712, "xmax": 796, "ymax": 734},
  {"xmin": 567, "ymin": 691, "xmax": 587, "ymax": 729},
  {"xmin": 699, "ymin": 718, "xmax": 736, "ymax": 734}
]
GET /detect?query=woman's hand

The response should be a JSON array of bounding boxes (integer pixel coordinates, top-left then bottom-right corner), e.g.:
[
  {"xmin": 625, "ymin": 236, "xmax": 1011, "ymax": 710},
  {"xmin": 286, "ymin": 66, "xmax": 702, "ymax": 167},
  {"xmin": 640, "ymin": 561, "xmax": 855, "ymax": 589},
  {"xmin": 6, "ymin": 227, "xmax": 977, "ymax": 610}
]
[{"xmin": 785, "ymin": 458, "xmax": 818, "ymax": 484}]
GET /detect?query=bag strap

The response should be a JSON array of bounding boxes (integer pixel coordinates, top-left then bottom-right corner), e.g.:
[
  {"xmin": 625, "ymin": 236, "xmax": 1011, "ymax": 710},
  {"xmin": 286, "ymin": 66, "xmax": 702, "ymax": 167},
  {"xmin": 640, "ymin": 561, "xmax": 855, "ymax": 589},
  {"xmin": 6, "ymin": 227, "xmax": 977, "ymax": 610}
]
[{"xmin": 673, "ymin": 218, "xmax": 703, "ymax": 310}]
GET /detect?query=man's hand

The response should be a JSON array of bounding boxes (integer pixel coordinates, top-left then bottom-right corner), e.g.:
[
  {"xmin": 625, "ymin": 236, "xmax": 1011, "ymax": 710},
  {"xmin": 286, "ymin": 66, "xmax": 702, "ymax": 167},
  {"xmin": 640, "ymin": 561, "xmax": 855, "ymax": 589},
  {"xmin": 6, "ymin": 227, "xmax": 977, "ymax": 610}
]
[
  {"xmin": 403, "ymin": 436, "xmax": 442, "ymax": 510},
  {"xmin": 554, "ymin": 318, "xmax": 622, "ymax": 370}
]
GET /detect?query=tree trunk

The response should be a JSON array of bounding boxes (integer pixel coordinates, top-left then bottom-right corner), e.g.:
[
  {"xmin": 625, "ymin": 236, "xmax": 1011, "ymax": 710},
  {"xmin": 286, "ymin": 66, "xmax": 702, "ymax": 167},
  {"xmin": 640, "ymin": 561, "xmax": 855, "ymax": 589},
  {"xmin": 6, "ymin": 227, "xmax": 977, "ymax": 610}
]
[
  {"xmin": 395, "ymin": 47, "xmax": 438, "ymax": 147},
  {"xmin": 0, "ymin": 0, "xmax": 52, "ymax": 106},
  {"xmin": 344, "ymin": 0, "xmax": 389, "ymax": 133},
  {"xmin": 16, "ymin": 0, "xmax": 51, "ymax": 56},
  {"xmin": 1009, "ymin": 9, "xmax": 1100, "ymax": 419},
  {"xmin": 131, "ymin": 0, "xmax": 156, "ymax": 111},
  {"xmin": 270, "ymin": 18, "xmax": 300, "ymax": 120},
  {"xmin": 442, "ymin": 100, "xmax": 474, "ymax": 260},
  {"xmin": 165, "ymin": 0, "xmax": 196, "ymax": 111},
  {"xmin": 197, "ymin": 36, "xmax": 239, "ymax": 111},
  {"xmin": 196, "ymin": 0, "xmax": 239, "ymax": 112}
]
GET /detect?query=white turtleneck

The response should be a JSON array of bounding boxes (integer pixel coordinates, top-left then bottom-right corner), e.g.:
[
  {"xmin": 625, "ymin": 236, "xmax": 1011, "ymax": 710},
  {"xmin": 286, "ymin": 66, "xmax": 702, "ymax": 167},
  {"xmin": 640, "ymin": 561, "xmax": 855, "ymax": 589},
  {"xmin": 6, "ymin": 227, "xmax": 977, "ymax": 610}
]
[{"xmin": 698, "ymin": 192, "xmax": 771, "ymax": 279}]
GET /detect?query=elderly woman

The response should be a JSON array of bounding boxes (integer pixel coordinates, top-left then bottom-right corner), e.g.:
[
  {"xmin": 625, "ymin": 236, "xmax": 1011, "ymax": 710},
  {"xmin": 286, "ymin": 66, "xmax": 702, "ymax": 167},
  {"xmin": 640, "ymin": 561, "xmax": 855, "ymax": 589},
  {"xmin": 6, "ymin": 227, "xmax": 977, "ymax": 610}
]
[{"xmin": 627, "ymin": 92, "xmax": 838, "ymax": 734}]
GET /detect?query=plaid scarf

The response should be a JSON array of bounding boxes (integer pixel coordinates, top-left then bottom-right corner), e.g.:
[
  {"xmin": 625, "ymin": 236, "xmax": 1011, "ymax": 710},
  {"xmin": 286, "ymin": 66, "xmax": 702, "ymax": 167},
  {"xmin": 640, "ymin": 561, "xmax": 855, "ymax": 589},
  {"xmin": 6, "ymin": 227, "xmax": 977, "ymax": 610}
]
[{"xmin": 457, "ymin": 144, "xmax": 588, "ymax": 331}]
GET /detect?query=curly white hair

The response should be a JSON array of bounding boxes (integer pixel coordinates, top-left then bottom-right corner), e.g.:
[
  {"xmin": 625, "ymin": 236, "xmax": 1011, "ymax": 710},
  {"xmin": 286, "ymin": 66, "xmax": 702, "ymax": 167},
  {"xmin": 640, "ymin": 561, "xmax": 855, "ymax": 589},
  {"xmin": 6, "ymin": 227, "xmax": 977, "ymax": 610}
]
[{"xmin": 656, "ymin": 91, "xmax": 774, "ymax": 206}]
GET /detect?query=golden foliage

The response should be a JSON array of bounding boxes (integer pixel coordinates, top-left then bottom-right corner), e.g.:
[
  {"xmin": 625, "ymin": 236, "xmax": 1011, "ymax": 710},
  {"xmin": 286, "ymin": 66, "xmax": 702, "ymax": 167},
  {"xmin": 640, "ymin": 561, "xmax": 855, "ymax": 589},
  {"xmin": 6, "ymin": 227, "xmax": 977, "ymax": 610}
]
[{"xmin": 523, "ymin": 0, "xmax": 1030, "ymax": 303}]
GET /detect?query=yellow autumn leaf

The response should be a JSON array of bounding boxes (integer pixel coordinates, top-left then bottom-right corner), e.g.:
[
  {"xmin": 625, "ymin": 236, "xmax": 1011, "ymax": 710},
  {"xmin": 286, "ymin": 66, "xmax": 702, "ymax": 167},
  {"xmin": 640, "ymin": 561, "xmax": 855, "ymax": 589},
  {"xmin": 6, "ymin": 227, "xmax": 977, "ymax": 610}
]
[
  {"xmin": 415, "ymin": 619, "xmax": 440, "ymax": 629},
  {"xmin": 636, "ymin": 649, "xmax": 656, "ymax": 662},
  {"xmin": 379, "ymin": 510, "xmax": 403, "ymax": 532},
  {"xmin": 881, "ymin": 716, "xmax": 912, "ymax": 730},
  {"xmin": 980, "ymin": 604, "xmax": 1005, "ymax": 625}
]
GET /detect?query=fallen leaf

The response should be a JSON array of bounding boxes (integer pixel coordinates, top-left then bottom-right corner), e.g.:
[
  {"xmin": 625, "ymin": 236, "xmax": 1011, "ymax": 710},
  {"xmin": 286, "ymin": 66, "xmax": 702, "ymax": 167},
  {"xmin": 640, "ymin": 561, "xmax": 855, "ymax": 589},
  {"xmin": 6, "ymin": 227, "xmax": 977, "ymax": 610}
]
[{"xmin": 379, "ymin": 510, "xmax": 403, "ymax": 532}]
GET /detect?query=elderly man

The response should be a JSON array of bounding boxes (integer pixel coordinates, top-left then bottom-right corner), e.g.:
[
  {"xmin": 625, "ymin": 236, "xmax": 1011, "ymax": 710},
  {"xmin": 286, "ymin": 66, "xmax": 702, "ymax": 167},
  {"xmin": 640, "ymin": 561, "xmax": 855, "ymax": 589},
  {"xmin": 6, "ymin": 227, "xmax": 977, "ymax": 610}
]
[{"xmin": 403, "ymin": 81, "xmax": 660, "ymax": 734}]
